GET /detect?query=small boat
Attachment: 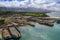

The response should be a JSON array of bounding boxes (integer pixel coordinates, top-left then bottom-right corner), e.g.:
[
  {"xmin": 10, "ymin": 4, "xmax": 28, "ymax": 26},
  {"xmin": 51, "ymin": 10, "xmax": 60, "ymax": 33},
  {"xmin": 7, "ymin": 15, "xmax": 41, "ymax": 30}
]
[
  {"xmin": 27, "ymin": 22, "xmax": 35, "ymax": 27},
  {"xmin": 2, "ymin": 28, "xmax": 12, "ymax": 40},
  {"xmin": 8, "ymin": 27, "xmax": 21, "ymax": 40},
  {"xmin": 28, "ymin": 23, "xmax": 35, "ymax": 27}
]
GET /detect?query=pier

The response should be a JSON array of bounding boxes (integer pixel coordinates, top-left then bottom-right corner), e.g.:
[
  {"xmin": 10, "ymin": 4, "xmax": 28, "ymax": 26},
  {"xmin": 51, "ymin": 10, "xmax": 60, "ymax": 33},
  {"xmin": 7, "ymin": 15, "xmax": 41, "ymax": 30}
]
[{"xmin": 28, "ymin": 17, "xmax": 60, "ymax": 26}]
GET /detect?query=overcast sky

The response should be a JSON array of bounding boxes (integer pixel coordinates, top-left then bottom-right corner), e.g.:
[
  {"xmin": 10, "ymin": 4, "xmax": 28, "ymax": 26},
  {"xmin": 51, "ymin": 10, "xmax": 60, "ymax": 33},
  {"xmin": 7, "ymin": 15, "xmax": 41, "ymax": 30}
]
[{"xmin": 0, "ymin": 0, "xmax": 60, "ymax": 11}]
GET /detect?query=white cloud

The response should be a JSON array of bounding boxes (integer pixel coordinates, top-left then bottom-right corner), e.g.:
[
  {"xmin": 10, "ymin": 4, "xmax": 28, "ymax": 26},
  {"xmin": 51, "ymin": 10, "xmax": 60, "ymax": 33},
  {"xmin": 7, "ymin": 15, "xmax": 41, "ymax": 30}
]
[
  {"xmin": 0, "ymin": 0, "xmax": 60, "ymax": 11},
  {"xmin": 0, "ymin": 0, "xmax": 29, "ymax": 7},
  {"xmin": 29, "ymin": 0, "xmax": 60, "ymax": 11}
]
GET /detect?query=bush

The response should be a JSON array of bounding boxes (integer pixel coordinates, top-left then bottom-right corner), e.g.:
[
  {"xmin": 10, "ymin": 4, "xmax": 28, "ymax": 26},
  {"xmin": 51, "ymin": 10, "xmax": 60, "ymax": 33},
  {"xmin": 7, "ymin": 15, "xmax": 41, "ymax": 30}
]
[{"xmin": 0, "ymin": 20, "xmax": 4, "ymax": 25}]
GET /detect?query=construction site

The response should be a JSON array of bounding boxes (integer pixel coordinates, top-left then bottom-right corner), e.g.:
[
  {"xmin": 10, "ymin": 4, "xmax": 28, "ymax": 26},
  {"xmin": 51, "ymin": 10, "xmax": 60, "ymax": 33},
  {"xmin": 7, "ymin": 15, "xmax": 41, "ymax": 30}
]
[{"xmin": 0, "ymin": 15, "xmax": 60, "ymax": 40}]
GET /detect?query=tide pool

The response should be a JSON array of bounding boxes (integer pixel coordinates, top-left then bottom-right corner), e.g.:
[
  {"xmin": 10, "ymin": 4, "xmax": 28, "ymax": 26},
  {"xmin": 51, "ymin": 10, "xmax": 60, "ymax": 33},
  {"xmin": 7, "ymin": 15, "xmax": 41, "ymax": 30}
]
[{"xmin": 17, "ymin": 22, "xmax": 60, "ymax": 40}]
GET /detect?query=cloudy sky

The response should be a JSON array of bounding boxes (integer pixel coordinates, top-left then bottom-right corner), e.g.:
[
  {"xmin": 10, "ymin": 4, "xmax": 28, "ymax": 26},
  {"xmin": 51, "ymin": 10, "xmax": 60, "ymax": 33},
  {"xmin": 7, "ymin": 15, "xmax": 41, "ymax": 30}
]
[{"xmin": 0, "ymin": 0, "xmax": 60, "ymax": 11}]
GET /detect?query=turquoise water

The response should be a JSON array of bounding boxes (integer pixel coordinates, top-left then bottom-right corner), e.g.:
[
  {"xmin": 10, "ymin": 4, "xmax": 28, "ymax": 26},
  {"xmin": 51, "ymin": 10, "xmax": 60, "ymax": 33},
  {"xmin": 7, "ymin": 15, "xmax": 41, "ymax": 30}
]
[
  {"xmin": 17, "ymin": 22, "xmax": 60, "ymax": 40},
  {"xmin": 17, "ymin": 12, "xmax": 60, "ymax": 40}
]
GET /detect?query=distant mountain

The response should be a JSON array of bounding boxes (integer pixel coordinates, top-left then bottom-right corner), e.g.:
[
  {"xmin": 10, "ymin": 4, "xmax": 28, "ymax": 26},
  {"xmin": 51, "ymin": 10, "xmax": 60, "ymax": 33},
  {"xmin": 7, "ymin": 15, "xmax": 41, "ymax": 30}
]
[{"xmin": 0, "ymin": 7, "xmax": 51, "ymax": 12}]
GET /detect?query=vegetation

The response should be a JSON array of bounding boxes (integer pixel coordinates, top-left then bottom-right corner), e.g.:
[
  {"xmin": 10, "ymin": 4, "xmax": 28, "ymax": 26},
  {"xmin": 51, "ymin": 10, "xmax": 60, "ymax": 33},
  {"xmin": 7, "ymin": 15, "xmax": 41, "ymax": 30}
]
[
  {"xmin": 0, "ymin": 20, "xmax": 4, "ymax": 25},
  {"xmin": 0, "ymin": 11, "xmax": 49, "ymax": 25},
  {"xmin": 0, "ymin": 11, "xmax": 49, "ymax": 17},
  {"xmin": 25, "ymin": 13, "xmax": 49, "ymax": 17}
]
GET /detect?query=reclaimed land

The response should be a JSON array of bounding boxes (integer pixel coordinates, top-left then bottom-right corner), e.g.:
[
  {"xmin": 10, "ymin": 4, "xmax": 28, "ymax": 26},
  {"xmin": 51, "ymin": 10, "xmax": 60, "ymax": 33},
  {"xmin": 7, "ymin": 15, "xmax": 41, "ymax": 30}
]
[{"xmin": 0, "ymin": 11, "xmax": 59, "ymax": 27}]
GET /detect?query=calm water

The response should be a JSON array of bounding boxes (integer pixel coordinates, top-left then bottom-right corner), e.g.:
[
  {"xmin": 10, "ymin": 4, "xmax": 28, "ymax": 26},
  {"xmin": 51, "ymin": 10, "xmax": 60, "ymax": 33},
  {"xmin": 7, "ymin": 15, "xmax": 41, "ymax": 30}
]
[
  {"xmin": 17, "ymin": 12, "xmax": 60, "ymax": 40},
  {"xmin": 17, "ymin": 22, "xmax": 60, "ymax": 40},
  {"xmin": 47, "ymin": 12, "xmax": 60, "ymax": 17}
]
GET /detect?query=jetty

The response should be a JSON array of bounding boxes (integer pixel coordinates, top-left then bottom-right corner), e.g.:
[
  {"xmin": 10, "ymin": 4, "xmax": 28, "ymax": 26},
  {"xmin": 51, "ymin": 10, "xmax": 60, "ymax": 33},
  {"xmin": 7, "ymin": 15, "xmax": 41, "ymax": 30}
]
[
  {"xmin": 27, "ymin": 17, "xmax": 60, "ymax": 26},
  {"xmin": 38, "ymin": 17, "xmax": 60, "ymax": 24}
]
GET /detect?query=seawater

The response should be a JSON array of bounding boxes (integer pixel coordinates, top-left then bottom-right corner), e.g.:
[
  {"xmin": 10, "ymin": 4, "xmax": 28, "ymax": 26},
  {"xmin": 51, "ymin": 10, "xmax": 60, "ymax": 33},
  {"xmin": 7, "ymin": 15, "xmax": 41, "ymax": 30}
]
[
  {"xmin": 17, "ymin": 12, "xmax": 60, "ymax": 40},
  {"xmin": 47, "ymin": 12, "xmax": 60, "ymax": 17},
  {"xmin": 17, "ymin": 22, "xmax": 60, "ymax": 40}
]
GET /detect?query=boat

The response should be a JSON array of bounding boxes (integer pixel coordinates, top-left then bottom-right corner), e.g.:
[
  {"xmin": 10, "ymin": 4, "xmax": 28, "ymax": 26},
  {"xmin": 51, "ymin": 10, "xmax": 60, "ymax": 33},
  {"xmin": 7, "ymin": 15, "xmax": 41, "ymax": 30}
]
[
  {"xmin": 28, "ymin": 23, "xmax": 35, "ymax": 27},
  {"xmin": 27, "ymin": 22, "xmax": 35, "ymax": 27},
  {"xmin": 2, "ymin": 28, "xmax": 12, "ymax": 40},
  {"xmin": 8, "ymin": 27, "xmax": 21, "ymax": 40}
]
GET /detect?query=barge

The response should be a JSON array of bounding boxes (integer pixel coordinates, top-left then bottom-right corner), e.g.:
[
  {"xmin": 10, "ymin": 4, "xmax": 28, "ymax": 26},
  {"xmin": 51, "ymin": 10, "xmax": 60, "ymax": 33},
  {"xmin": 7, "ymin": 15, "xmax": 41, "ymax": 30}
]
[
  {"xmin": 8, "ymin": 27, "xmax": 21, "ymax": 40},
  {"xmin": 2, "ymin": 28, "xmax": 12, "ymax": 40}
]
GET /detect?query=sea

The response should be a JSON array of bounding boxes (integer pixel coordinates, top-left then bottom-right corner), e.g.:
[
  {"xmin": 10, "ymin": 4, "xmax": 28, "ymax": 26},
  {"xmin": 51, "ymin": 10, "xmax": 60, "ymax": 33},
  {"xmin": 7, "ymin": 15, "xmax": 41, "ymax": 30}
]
[{"xmin": 18, "ymin": 12, "xmax": 60, "ymax": 40}]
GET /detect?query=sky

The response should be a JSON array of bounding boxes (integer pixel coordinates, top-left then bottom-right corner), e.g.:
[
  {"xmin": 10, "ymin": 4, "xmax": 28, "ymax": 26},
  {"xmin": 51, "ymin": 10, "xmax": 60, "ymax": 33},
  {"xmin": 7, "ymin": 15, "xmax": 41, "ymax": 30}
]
[{"xmin": 0, "ymin": 0, "xmax": 60, "ymax": 11}]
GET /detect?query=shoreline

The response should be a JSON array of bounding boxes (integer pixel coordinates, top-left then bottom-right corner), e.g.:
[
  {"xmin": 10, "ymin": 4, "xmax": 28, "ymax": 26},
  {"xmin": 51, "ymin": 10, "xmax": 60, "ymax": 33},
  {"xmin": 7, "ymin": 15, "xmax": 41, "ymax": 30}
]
[{"xmin": 0, "ymin": 16, "xmax": 60, "ymax": 27}]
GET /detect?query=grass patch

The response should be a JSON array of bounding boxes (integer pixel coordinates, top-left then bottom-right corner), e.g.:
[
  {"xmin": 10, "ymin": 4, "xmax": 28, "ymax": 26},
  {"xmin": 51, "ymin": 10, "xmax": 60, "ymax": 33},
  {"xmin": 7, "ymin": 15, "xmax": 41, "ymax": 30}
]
[{"xmin": 25, "ymin": 13, "xmax": 49, "ymax": 17}]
